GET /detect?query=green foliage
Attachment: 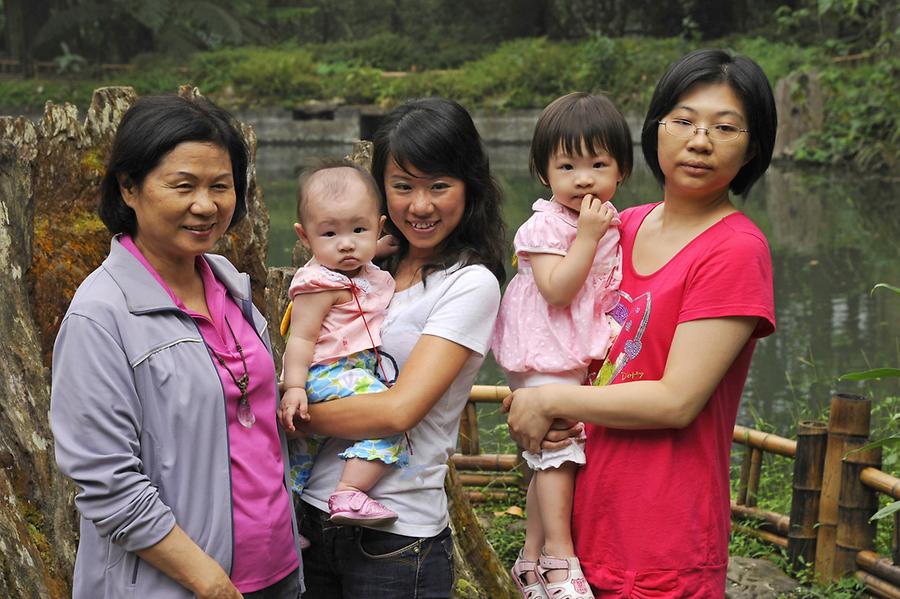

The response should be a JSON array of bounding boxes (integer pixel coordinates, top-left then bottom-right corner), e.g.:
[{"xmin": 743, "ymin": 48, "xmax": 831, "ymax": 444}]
[
  {"xmin": 476, "ymin": 505, "xmax": 527, "ymax": 568},
  {"xmin": 5, "ymin": 28, "xmax": 898, "ymax": 169},
  {"xmin": 190, "ymin": 46, "xmax": 321, "ymax": 105},
  {"xmin": 310, "ymin": 32, "xmax": 491, "ymax": 71},
  {"xmin": 792, "ymin": 57, "xmax": 899, "ymax": 171}
]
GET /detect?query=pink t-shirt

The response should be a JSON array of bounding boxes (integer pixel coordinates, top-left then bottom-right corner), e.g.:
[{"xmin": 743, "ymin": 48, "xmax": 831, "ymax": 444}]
[
  {"xmin": 121, "ymin": 236, "xmax": 298, "ymax": 593},
  {"xmin": 288, "ymin": 262, "xmax": 394, "ymax": 365},
  {"xmin": 573, "ymin": 204, "xmax": 775, "ymax": 597},
  {"xmin": 492, "ymin": 199, "xmax": 621, "ymax": 374}
]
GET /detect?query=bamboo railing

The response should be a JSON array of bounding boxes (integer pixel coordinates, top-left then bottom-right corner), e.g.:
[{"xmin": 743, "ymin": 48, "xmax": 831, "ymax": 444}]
[{"xmin": 455, "ymin": 387, "xmax": 900, "ymax": 598}]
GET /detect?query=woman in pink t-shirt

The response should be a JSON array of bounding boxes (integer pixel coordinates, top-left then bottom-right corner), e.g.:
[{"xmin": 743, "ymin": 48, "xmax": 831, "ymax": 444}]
[{"xmin": 503, "ymin": 48, "xmax": 778, "ymax": 597}]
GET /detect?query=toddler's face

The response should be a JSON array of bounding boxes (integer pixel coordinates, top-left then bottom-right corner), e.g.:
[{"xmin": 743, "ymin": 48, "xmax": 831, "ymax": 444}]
[
  {"xmin": 544, "ymin": 140, "xmax": 622, "ymax": 212},
  {"xmin": 296, "ymin": 178, "xmax": 384, "ymax": 276}
]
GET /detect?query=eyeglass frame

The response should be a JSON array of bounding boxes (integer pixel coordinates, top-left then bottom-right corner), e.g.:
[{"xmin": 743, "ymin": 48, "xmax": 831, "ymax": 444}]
[{"xmin": 657, "ymin": 119, "xmax": 749, "ymax": 142}]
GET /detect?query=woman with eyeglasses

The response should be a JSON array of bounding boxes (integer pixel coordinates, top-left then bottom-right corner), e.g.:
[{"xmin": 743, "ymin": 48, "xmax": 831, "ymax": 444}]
[
  {"xmin": 50, "ymin": 95, "xmax": 302, "ymax": 599},
  {"xmin": 503, "ymin": 48, "xmax": 777, "ymax": 597}
]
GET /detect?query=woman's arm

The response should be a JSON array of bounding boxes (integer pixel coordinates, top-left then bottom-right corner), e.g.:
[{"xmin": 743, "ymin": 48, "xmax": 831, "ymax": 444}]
[
  {"xmin": 505, "ymin": 316, "xmax": 758, "ymax": 453},
  {"xmin": 279, "ymin": 289, "xmax": 337, "ymax": 431},
  {"xmin": 301, "ymin": 334, "xmax": 473, "ymax": 437},
  {"xmin": 530, "ymin": 196, "xmax": 617, "ymax": 307},
  {"xmin": 136, "ymin": 526, "xmax": 241, "ymax": 599}
]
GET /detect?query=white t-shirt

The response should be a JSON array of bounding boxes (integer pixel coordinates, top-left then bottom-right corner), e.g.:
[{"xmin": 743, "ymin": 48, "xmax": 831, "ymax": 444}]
[{"xmin": 301, "ymin": 263, "xmax": 501, "ymax": 537}]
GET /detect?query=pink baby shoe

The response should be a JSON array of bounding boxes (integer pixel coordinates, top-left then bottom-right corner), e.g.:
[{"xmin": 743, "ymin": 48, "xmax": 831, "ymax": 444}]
[{"xmin": 328, "ymin": 490, "xmax": 398, "ymax": 526}]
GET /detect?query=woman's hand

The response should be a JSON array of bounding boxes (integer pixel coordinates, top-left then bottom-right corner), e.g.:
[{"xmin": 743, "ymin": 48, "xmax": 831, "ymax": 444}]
[
  {"xmin": 137, "ymin": 526, "xmax": 243, "ymax": 599},
  {"xmin": 194, "ymin": 568, "xmax": 243, "ymax": 599},
  {"xmin": 501, "ymin": 386, "xmax": 556, "ymax": 453},
  {"xmin": 542, "ymin": 419, "xmax": 584, "ymax": 451}
]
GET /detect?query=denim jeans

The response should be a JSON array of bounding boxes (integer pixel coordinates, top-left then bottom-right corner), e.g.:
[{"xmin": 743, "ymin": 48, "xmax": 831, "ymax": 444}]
[
  {"xmin": 299, "ymin": 502, "xmax": 454, "ymax": 598},
  {"xmin": 243, "ymin": 567, "xmax": 302, "ymax": 599}
]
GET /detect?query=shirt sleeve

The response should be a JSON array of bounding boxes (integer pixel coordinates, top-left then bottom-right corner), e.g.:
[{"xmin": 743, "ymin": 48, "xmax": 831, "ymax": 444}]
[
  {"xmin": 422, "ymin": 266, "xmax": 501, "ymax": 356},
  {"xmin": 50, "ymin": 313, "xmax": 177, "ymax": 552},
  {"xmin": 514, "ymin": 212, "xmax": 573, "ymax": 257},
  {"xmin": 289, "ymin": 265, "xmax": 352, "ymax": 299},
  {"xmin": 679, "ymin": 231, "xmax": 776, "ymax": 338}
]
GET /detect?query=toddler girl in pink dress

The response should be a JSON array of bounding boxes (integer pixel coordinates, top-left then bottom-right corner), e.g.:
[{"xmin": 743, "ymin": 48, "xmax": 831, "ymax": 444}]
[{"xmin": 492, "ymin": 92, "xmax": 633, "ymax": 599}]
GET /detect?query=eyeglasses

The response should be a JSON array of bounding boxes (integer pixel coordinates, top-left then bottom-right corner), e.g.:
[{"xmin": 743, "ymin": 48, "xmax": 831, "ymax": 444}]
[{"xmin": 658, "ymin": 119, "xmax": 748, "ymax": 142}]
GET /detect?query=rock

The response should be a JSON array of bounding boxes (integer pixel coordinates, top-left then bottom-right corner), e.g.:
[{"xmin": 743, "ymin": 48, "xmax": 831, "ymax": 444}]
[{"xmin": 726, "ymin": 556, "xmax": 800, "ymax": 598}]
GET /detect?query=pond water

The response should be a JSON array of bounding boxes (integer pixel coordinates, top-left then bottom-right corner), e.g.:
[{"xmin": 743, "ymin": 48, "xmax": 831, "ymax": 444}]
[{"xmin": 255, "ymin": 143, "xmax": 900, "ymax": 444}]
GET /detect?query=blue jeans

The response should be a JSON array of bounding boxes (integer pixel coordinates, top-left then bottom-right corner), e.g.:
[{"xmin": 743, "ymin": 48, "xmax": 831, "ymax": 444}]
[
  {"xmin": 242, "ymin": 567, "xmax": 302, "ymax": 599},
  {"xmin": 299, "ymin": 502, "xmax": 454, "ymax": 598}
]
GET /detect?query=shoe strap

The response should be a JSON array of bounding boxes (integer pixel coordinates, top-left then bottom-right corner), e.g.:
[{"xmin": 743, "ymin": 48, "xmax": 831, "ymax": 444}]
[
  {"xmin": 539, "ymin": 555, "xmax": 572, "ymax": 571},
  {"xmin": 348, "ymin": 492, "xmax": 367, "ymax": 511}
]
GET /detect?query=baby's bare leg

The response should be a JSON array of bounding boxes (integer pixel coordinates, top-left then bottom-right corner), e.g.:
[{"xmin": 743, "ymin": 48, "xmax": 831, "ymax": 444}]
[
  {"xmin": 335, "ymin": 458, "xmax": 391, "ymax": 494},
  {"xmin": 535, "ymin": 461, "xmax": 577, "ymax": 583}
]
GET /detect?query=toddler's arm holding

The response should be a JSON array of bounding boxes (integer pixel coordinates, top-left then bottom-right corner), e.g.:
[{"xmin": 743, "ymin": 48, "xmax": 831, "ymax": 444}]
[
  {"xmin": 279, "ymin": 289, "xmax": 338, "ymax": 432},
  {"xmin": 530, "ymin": 194, "xmax": 618, "ymax": 307}
]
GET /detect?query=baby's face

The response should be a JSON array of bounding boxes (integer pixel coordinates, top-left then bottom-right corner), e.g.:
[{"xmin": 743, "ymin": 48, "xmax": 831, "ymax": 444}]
[{"xmin": 297, "ymin": 179, "xmax": 383, "ymax": 276}]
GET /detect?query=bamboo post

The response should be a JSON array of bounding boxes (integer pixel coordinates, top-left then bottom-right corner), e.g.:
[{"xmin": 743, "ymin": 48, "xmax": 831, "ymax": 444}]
[
  {"xmin": 788, "ymin": 420, "xmax": 828, "ymax": 571},
  {"xmin": 894, "ymin": 511, "xmax": 899, "ymax": 567},
  {"xmin": 746, "ymin": 447, "xmax": 763, "ymax": 507},
  {"xmin": 737, "ymin": 443, "xmax": 752, "ymax": 505},
  {"xmin": 815, "ymin": 393, "xmax": 871, "ymax": 582},
  {"xmin": 835, "ymin": 439, "xmax": 883, "ymax": 577},
  {"xmin": 458, "ymin": 402, "xmax": 480, "ymax": 455}
]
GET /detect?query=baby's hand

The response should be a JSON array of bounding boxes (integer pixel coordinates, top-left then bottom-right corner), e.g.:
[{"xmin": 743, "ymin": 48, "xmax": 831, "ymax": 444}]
[
  {"xmin": 576, "ymin": 195, "xmax": 619, "ymax": 244},
  {"xmin": 279, "ymin": 387, "xmax": 310, "ymax": 432}
]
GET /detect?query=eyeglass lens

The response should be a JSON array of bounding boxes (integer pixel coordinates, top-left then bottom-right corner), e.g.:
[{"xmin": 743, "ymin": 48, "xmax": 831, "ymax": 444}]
[{"xmin": 660, "ymin": 120, "xmax": 743, "ymax": 142}]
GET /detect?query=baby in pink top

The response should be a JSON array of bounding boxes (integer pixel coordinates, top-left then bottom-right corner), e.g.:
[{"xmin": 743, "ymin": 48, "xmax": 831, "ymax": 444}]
[
  {"xmin": 279, "ymin": 162, "xmax": 402, "ymax": 529},
  {"xmin": 491, "ymin": 92, "xmax": 633, "ymax": 599}
]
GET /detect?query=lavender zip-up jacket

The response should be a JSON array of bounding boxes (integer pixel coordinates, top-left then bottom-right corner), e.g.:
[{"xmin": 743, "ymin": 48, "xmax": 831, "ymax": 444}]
[{"xmin": 50, "ymin": 238, "xmax": 302, "ymax": 598}]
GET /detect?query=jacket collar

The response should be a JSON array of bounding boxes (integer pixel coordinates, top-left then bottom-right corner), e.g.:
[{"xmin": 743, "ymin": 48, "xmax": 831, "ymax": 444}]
[{"xmin": 102, "ymin": 236, "xmax": 251, "ymax": 315}]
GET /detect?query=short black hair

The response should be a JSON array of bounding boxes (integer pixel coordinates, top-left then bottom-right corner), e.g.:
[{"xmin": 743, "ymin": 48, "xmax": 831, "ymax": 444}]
[
  {"xmin": 371, "ymin": 97, "xmax": 506, "ymax": 285},
  {"xmin": 296, "ymin": 159, "xmax": 381, "ymax": 224},
  {"xmin": 641, "ymin": 48, "xmax": 777, "ymax": 196},
  {"xmin": 99, "ymin": 94, "xmax": 249, "ymax": 234},
  {"xmin": 530, "ymin": 92, "xmax": 633, "ymax": 185}
]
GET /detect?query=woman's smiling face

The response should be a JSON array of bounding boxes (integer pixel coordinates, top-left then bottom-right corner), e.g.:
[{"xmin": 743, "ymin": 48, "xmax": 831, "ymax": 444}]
[
  {"xmin": 121, "ymin": 141, "xmax": 235, "ymax": 266},
  {"xmin": 383, "ymin": 158, "xmax": 466, "ymax": 259}
]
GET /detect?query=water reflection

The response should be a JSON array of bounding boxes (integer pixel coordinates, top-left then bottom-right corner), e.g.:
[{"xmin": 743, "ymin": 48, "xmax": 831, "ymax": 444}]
[{"xmin": 255, "ymin": 143, "xmax": 900, "ymax": 434}]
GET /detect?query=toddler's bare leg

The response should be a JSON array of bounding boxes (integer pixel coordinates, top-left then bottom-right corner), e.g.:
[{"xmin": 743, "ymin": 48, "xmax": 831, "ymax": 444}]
[
  {"xmin": 535, "ymin": 461, "xmax": 577, "ymax": 583},
  {"xmin": 521, "ymin": 476, "xmax": 544, "ymax": 585},
  {"xmin": 335, "ymin": 458, "xmax": 390, "ymax": 494}
]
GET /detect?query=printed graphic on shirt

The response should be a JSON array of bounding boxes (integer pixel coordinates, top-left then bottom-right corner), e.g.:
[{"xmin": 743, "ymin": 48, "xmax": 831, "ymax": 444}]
[{"xmin": 592, "ymin": 289, "xmax": 650, "ymax": 387}]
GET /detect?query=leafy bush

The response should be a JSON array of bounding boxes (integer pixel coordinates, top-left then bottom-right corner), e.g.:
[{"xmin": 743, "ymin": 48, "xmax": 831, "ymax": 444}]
[
  {"xmin": 793, "ymin": 57, "xmax": 899, "ymax": 170},
  {"xmin": 190, "ymin": 46, "xmax": 321, "ymax": 106}
]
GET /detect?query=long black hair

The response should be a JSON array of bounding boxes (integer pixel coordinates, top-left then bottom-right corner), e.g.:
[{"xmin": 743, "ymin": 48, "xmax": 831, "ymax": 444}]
[{"xmin": 371, "ymin": 97, "xmax": 506, "ymax": 284}]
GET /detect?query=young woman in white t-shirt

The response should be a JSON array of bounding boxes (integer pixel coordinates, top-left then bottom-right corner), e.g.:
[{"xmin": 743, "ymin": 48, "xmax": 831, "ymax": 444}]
[{"xmin": 292, "ymin": 97, "xmax": 507, "ymax": 598}]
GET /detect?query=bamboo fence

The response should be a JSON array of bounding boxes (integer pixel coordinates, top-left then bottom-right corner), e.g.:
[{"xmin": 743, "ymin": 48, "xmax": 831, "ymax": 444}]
[{"xmin": 454, "ymin": 387, "xmax": 900, "ymax": 598}]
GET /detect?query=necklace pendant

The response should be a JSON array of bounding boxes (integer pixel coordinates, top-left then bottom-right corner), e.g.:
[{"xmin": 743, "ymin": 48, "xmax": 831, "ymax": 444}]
[{"xmin": 237, "ymin": 396, "xmax": 256, "ymax": 428}]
